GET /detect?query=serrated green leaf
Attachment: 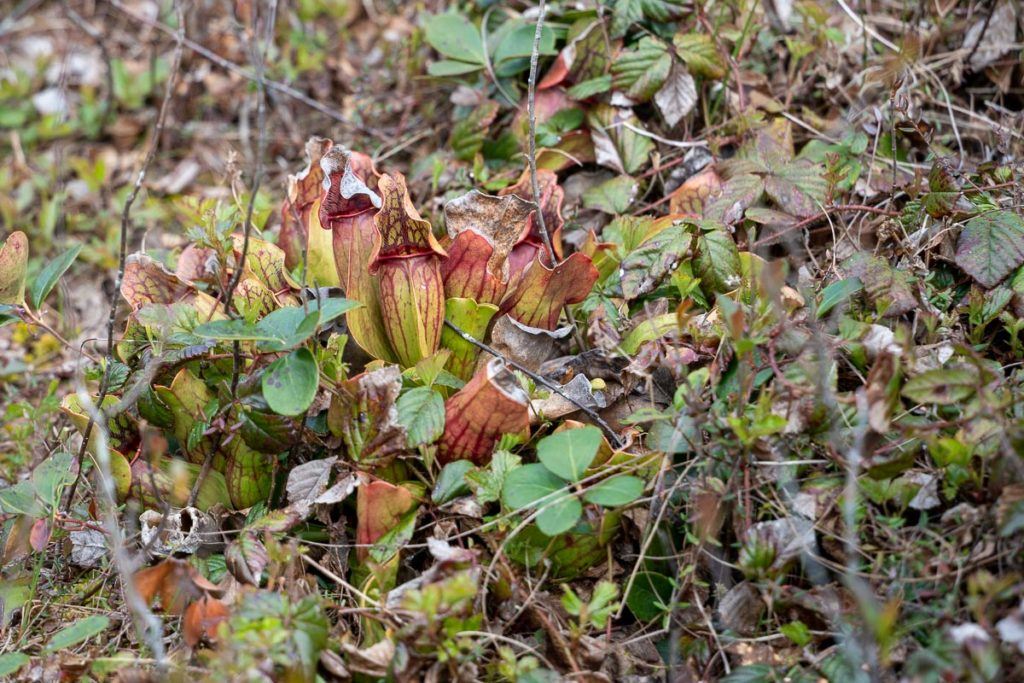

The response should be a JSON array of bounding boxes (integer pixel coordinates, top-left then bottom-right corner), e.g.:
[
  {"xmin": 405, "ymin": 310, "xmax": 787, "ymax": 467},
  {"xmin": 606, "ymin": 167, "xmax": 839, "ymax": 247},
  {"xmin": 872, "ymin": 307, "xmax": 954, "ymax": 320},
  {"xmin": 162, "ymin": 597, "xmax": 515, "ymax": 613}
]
[
  {"xmin": 611, "ymin": 37, "xmax": 671, "ymax": 102},
  {"xmin": 537, "ymin": 426, "xmax": 602, "ymax": 482},
  {"xmin": 568, "ymin": 75, "xmax": 612, "ymax": 100},
  {"xmin": 955, "ymin": 210, "xmax": 1024, "ymax": 288},
  {"xmin": 582, "ymin": 175, "xmax": 638, "ymax": 214},
  {"xmin": 396, "ymin": 386, "xmax": 445, "ymax": 448},
  {"xmin": 673, "ymin": 32, "xmax": 726, "ymax": 79},
  {"xmin": 695, "ymin": 224, "xmax": 741, "ymax": 294}
]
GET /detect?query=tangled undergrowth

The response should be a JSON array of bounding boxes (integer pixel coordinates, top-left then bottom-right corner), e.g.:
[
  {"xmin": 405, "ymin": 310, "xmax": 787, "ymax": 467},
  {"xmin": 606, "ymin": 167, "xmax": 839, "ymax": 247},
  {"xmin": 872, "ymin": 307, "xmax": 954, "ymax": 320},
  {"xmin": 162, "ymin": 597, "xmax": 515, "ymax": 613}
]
[{"xmin": 2, "ymin": 0, "xmax": 1024, "ymax": 681}]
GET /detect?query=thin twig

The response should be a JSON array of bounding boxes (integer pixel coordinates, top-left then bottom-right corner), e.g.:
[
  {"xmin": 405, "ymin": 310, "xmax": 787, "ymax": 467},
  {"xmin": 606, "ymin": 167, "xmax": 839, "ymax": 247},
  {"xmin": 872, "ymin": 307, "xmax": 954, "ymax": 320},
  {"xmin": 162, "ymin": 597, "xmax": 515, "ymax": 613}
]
[
  {"xmin": 444, "ymin": 319, "xmax": 623, "ymax": 448},
  {"xmin": 64, "ymin": 0, "xmax": 186, "ymax": 513}
]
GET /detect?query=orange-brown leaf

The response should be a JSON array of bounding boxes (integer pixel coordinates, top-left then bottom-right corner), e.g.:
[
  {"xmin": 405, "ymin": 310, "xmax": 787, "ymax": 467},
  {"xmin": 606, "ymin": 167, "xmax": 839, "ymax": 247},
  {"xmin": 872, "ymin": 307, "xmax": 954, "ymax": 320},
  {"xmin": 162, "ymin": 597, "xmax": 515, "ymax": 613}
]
[
  {"xmin": 183, "ymin": 595, "xmax": 229, "ymax": 647},
  {"xmin": 356, "ymin": 476, "xmax": 416, "ymax": 560}
]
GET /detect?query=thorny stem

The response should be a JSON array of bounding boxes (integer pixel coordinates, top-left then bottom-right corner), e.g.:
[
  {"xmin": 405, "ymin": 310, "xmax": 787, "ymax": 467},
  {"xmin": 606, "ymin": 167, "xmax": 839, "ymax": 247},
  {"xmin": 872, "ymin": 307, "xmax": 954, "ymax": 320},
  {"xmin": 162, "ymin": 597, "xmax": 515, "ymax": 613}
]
[
  {"xmin": 444, "ymin": 319, "xmax": 623, "ymax": 449},
  {"xmin": 64, "ymin": 0, "xmax": 186, "ymax": 514}
]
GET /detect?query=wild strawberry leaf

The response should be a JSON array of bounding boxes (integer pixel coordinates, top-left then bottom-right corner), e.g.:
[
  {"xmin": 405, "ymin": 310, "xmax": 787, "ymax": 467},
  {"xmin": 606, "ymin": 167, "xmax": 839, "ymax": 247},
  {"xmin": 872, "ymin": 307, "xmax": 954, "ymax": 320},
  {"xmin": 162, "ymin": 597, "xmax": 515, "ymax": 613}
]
[{"xmin": 955, "ymin": 210, "xmax": 1024, "ymax": 288}]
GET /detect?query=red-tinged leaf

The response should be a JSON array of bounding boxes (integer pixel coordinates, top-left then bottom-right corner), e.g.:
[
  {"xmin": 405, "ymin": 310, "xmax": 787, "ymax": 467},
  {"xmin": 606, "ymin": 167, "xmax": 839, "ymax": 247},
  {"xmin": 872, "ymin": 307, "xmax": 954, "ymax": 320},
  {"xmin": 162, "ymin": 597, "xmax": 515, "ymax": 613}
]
[
  {"xmin": 356, "ymin": 476, "xmax": 416, "ymax": 560},
  {"xmin": 319, "ymin": 148, "xmax": 396, "ymax": 363},
  {"xmin": 669, "ymin": 167, "xmax": 723, "ymax": 216},
  {"xmin": 29, "ymin": 518, "xmax": 50, "ymax": 552},
  {"xmin": 498, "ymin": 253, "xmax": 599, "ymax": 330},
  {"xmin": 175, "ymin": 244, "xmax": 217, "ymax": 283},
  {"xmin": 0, "ymin": 230, "xmax": 28, "ymax": 305},
  {"xmin": 230, "ymin": 234, "xmax": 299, "ymax": 295},
  {"xmin": 279, "ymin": 137, "xmax": 333, "ymax": 269},
  {"xmin": 327, "ymin": 365, "xmax": 406, "ymax": 468},
  {"xmin": 225, "ymin": 531, "xmax": 268, "ymax": 585},
  {"xmin": 439, "ymin": 358, "xmax": 530, "ymax": 465},
  {"xmin": 442, "ymin": 190, "xmax": 535, "ymax": 305},
  {"xmin": 183, "ymin": 595, "xmax": 229, "ymax": 648},
  {"xmin": 122, "ymin": 254, "xmax": 213, "ymax": 313},
  {"xmin": 442, "ymin": 231, "xmax": 508, "ymax": 305},
  {"xmin": 499, "ymin": 168, "xmax": 566, "ymax": 274},
  {"xmin": 223, "ymin": 439, "xmax": 274, "ymax": 510},
  {"xmin": 133, "ymin": 559, "xmax": 203, "ymax": 615},
  {"xmin": 371, "ymin": 174, "xmax": 447, "ymax": 366}
]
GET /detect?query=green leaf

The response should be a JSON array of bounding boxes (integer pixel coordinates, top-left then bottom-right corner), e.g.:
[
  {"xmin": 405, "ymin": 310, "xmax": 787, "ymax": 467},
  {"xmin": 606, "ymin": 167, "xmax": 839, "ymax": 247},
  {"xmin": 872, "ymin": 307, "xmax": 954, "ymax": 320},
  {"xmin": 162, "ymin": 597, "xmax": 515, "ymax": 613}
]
[
  {"xmin": 32, "ymin": 450, "xmax": 76, "ymax": 508},
  {"xmin": 582, "ymin": 175, "xmax": 638, "ymax": 214},
  {"xmin": 0, "ymin": 653, "xmax": 29, "ymax": 677},
  {"xmin": 673, "ymin": 33, "xmax": 727, "ymax": 79},
  {"xmin": 194, "ymin": 298, "xmax": 358, "ymax": 350},
  {"xmin": 424, "ymin": 13, "xmax": 485, "ymax": 64},
  {"xmin": 611, "ymin": 37, "xmax": 671, "ymax": 102},
  {"xmin": 427, "ymin": 59, "xmax": 484, "ymax": 77},
  {"xmin": 695, "ymin": 224, "xmax": 741, "ymax": 294},
  {"xmin": 492, "ymin": 22, "xmax": 556, "ymax": 76},
  {"xmin": 611, "ymin": 0, "xmax": 686, "ymax": 37},
  {"xmin": 955, "ymin": 210, "xmax": 1024, "ymax": 287},
  {"xmin": 817, "ymin": 277, "xmax": 863, "ymax": 317},
  {"xmin": 502, "ymin": 463, "xmax": 566, "ymax": 509},
  {"xmin": 449, "ymin": 101, "xmax": 499, "ymax": 162},
  {"xmin": 0, "ymin": 481, "xmax": 44, "ymax": 516},
  {"xmin": 780, "ymin": 620, "xmax": 812, "ymax": 647},
  {"xmin": 535, "ymin": 494, "xmax": 583, "ymax": 536},
  {"xmin": 537, "ymin": 426, "xmax": 602, "ymax": 482},
  {"xmin": 583, "ymin": 475, "xmax": 644, "ymax": 507},
  {"xmin": 44, "ymin": 615, "xmax": 110, "ymax": 653},
  {"xmin": 567, "ymin": 75, "xmax": 612, "ymax": 100},
  {"xmin": 466, "ymin": 449, "xmax": 520, "ymax": 504},
  {"xmin": 626, "ymin": 571, "xmax": 674, "ymax": 621},
  {"xmin": 722, "ymin": 665, "xmax": 775, "ymax": 683},
  {"xmin": 262, "ymin": 348, "xmax": 319, "ymax": 416},
  {"xmin": 29, "ymin": 243, "xmax": 82, "ymax": 309},
  {"xmin": 901, "ymin": 367, "xmax": 977, "ymax": 405},
  {"xmin": 396, "ymin": 386, "xmax": 445, "ymax": 448},
  {"xmin": 618, "ymin": 224, "xmax": 690, "ymax": 300},
  {"xmin": 432, "ymin": 460, "xmax": 475, "ymax": 504}
]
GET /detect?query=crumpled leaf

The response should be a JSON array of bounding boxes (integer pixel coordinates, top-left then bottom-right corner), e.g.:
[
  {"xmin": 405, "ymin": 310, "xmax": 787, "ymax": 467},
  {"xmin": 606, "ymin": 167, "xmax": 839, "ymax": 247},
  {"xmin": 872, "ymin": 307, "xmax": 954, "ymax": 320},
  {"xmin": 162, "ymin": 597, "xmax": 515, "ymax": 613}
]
[
  {"xmin": 442, "ymin": 190, "xmax": 535, "ymax": 305},
  {"xmin": 499, "ymin": 169, "xmax": 566, "ymax": 276},
  {"xmin": 955, "ymin": 210, "xmax": 1024, "ymax": 288},
  {"xmin": 489, "ymin": 314, "xmax": 573, "ymax": 372},
  {"xmin": 319, "ymin": 147, "xmax": 395, "ymax": 362},
  {"xmin": 70, "ymin": 529, "xmax": 106, "ymax": 568},
  {"xmin": 439, "ymin": 358, "xmax": 530, "ymax": 465},
  {"xmin": 498, "ymin": 253, "xmax": 599, "ymax": 330},
  {"xmin": 286, "ymin": 457, "xmax": 338, "ymax": 505},
  {"xmin": 371, "ymin": 173, "xmax": 447, "ymax": 367},
  {"xmin": 183, "ymin": 595, "xmax": 229, "ymax": 647},
  {"xmin": 0, "ymin": 231, "xmax": 28, "ymax": 305},
  {"xmin": 654, "ymin": 62, "xmax": 697, "ymax": 126},
  {"xmin": 840, "ymin": 252, "xmax": 918, "ymax": 316},
  {"xmin": 134, "ymin": 558, "xmax": 218, "ymax": 616},
  {"xmin": 328, "ymin": 365, "xmax": 406, "ymax": 468}
]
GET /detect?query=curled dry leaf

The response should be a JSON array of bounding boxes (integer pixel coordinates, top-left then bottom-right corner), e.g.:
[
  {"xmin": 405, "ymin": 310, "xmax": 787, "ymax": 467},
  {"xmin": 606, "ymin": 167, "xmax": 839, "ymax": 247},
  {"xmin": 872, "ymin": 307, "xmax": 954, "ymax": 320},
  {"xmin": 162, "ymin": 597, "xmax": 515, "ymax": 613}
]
[
  {"xmin": 499, "ymin": 168, "xmax": 566, "ymax": 276},
  {"xmin": 488, "ymin": 314, "xmax": 573, "ymax": 372},
  {"xmin": 183, "ymin": 594, "xmax": 229, "ymax": 648},
  {"xmin": 133, "ymin": 558, "xmax": 219, "ymax": 616},
  {"xmin": 439, "ymin": 357, "xmax": 530, "ymax": 465}
]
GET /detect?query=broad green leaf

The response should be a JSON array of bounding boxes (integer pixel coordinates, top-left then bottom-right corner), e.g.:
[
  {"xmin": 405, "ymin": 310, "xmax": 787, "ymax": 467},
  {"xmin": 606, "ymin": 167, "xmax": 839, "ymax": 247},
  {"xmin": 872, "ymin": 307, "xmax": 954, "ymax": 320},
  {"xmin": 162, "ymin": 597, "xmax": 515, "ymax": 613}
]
[
  {"xmin": 695, "ymin": 225, "xmax": 741, "ymax": 294},
  {"xmin": 194, "ymin": 298, "xmax": 358, "ymax": 349},
  {"xmin": 535, "ymin": 494, "xmax": 583, "ymax": 536},
  {"xmin": 955, "ymin": 210, "xmax": 1024, "ymax": 287},
  {"xmin": 29, "ymin": 243, "xmax": 82, "ymax": 309},
  {"xmin": 262, "ymin": 348, "xmax": 319, "ymax": 416},
  {"xmin": 396, "ymin": 386, "xmax": 445, "ymax": 448},
  {"xmin": 721, "ymin": 664, "xmax": 775, "ymax": 683},
  {"xmin": 0, "ymin": 653, "xmax": 29, "ymax": 677},
  {"xmin": 44, "ymin": 615, "xmax": 110, "ymax": 653},
  {"xmin": 901, "ymin": 367, "xmax": 977, "ymax": 405},
  {"xmin": 32, "ymin": 450, "xmax": 76, "ymax": 509},
  {"xmin": 817, "ymin": 277, "xmax": 863, "ymax": 317},
  {"xmin": 583, "ymin": 475, "xmax": 644, "ymax": 507},
  {"xmin": 673, "ymin": 32, "xmax": 727, "ymax": 79},
  {"xmin": 424, "ymin": 13, "xmax": 485, "ymax": 64},
  {"xmin": 626, "ymin": 571, "xmax": 674, "ymax": 621},
  {"xmin": 582, "ymin": 175, "xmax": 638, "ymax": 214},
  {"xmin": 611, "ymin": 37, "xmax": 671, "ymax": 102},
  {"xmin": 537, "ymin": 426, "xmax": 602, "ymax": 482},
  {"xmin": 492, "ymin": 22, "xmax": 556, "ymax": 75},
  {"xmin": 567, "ymin": 75, "xmax": 612, "ymax": 100},
  {"xmin": 432, "ymin": 460, "xmax": 475, "ymax": 504},
  {"xmin": 502, "ymin": 463, "xmax": 566, "ymax": 509},
  {"xmin": 0, "ymin": 481, "xmax": 43, "ymax": 516},
  {"xmin": 428, "ymin": 59, "xmax": 484, "ymax": 76}
]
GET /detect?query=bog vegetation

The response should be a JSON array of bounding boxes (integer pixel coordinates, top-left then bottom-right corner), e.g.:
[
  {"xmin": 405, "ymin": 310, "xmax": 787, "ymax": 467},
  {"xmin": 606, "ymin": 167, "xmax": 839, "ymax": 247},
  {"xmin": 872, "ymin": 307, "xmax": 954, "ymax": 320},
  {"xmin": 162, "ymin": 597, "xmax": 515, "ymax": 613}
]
[{"xmin": 1, "ymin": 1, "xmax": 1024, "ymax": 681}]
